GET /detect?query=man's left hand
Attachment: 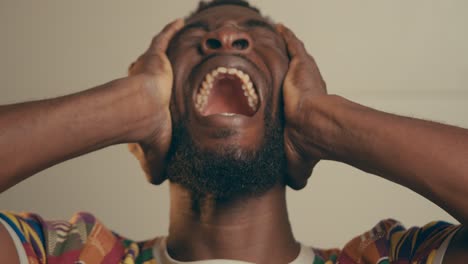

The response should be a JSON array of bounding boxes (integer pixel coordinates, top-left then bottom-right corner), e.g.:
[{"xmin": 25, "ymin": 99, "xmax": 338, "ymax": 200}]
[{"xmin": 277, "ymin": 24, "xmax": 328, "ymax": 189}]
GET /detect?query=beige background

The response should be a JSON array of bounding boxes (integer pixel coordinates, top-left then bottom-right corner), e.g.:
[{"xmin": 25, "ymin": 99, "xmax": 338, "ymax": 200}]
[{"xmin": 0, "ymin": 0, "xmax": 467, "ymax": 249}]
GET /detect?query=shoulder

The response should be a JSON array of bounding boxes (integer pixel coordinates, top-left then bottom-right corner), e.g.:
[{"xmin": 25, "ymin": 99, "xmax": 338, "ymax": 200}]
[
  {"xmin": 342, "ymin": 219, "xmax": 460, "ymax": 263},
  {"xmin": 0, "ymin": 211, "xmax": 158, "ymax": 264},
  {"xmin": 311, "ymin": 219, "xmax": 461, "ymax": 264}
]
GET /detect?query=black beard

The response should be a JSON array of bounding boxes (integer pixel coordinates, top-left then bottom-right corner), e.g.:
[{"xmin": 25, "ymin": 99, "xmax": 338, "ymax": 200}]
[{"xmin": 166, "ymin": 108, "xmax": 287, "ymax": 200}]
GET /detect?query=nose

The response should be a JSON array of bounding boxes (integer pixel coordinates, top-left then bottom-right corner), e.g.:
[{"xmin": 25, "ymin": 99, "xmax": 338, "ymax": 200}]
[{"xmin": 201, "ymin": 26, "xmax": 253, "ymax": 54}]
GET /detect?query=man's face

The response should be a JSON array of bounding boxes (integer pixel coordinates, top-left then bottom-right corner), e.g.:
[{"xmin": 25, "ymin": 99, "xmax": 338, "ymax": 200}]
[{"xmin": 165, "ymin": 5, "xmax": 290, "ymax": 199}]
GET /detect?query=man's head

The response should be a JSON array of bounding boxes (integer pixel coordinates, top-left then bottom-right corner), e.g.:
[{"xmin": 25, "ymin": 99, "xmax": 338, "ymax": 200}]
[
  {"xmin": 140, "ymin": 0, "xmax": 290, "ymax": 199},
  {"xmin": 187, "ymin": 0, "xmax": 261, "ymax": 19}
]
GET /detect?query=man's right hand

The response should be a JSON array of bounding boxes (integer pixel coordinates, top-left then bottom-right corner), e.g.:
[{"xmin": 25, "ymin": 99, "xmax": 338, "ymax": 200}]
[
  {"xmin": 0, "ymin": 19, "xmax": 184, "ymax": 191},
  {"xmin": 127, "ymin": 19, "xmax": 184, "ymax": 185},
  {"xmin": 0, "ymin": 19, "xmax": 184, "ymax": 264},
  {"xmin": 277, "ymin": 24, "xmax": 328, "ymax": 190}
]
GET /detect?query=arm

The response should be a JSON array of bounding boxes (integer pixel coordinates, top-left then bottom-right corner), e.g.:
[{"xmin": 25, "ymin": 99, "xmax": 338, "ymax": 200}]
[
  {"xmin": 0, "ymin": 19, "xmax": 183, "ymax": 193},
  {"xmin": 298, "ymin": 93, "xmax": 468, "ymax": 263},
  {"xmin": 0, "ymin": 223, "xmax": 19, "ymax": 264},
  {"xmin": 300, "ymin": 95, "xmax": 468, "ymax": 225},
  {"xmin": 0, "ymin": 19, "xmax": 184, "ymax": 264},
  {"xmin": 305, "ymin": 95, "xmax": 468, "ymax": 262},
  {"xmin": 278, "ymin": 24, "xmax": 468, "ymax": 261},
  {"xmin": 0, "ymin": 77, "xmax": 148, "ymax": 192}
]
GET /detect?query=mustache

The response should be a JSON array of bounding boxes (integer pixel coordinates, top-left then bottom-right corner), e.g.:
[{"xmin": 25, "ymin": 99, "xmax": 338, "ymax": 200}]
[{"xmin": 166, "ymin": 106, "xmax": 287, "ymax": 199}]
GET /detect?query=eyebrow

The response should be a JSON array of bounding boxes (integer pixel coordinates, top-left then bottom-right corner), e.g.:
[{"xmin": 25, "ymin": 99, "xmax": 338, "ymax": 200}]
[
  {"xmin": 179, "ymin": 19, "xmax": 277, "ymax": 36},
  {"xmin": 241, "ymin": 19, "xmax": 277, "ymax": 34},
  {"xmin": 177, "ymin": 21, "xmax": 210, "ymax": 36}
]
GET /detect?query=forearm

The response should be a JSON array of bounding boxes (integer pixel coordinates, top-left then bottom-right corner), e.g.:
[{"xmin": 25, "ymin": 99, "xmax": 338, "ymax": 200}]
[
  {"xmin": 305, "ymin": 95, "xmax": 468, "ymax": 225},
  {"xmin": 0, "ymin": 76, "xmax": 149, "ymax": 192}
]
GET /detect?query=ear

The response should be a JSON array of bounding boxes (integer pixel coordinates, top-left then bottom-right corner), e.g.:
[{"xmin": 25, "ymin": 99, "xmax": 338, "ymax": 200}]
[
  {"xmin": 126, "ymin": 61, "xmax": 168, "ymax": 185},
  {"xmin": 283, "ymin": 135, "xmax": 317, "ymax": 190},
  {"xmin": 128, "ymin": 143, "xmax": 167, "ymax": 185}
]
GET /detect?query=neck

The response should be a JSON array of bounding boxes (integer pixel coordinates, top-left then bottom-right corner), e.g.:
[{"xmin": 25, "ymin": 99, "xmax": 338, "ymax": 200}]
[{"xmin": 166, "ymin": 183, "xmax": 299, "ymax": 264}]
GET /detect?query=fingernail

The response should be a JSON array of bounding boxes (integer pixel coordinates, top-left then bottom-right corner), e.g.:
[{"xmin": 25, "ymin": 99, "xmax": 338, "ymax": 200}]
[
  {"xmin": 276, "ymin": 23, "xmax": 284, "ymax": 32},
  {"xmin": 175, "ymin": 18, "xmax": 185, "ymax": 26}
]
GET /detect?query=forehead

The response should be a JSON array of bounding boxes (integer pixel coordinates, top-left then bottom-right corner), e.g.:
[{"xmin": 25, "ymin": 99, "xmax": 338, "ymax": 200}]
[{"xmin": 187, "ymin": 5, "xmax": 267, "ymax": 25}]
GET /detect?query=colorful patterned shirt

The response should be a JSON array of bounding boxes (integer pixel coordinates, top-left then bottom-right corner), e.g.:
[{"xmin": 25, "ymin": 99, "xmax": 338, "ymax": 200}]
[{"xmin": 0, "ymin": 211, "xmax": 461, "ymax": 264}]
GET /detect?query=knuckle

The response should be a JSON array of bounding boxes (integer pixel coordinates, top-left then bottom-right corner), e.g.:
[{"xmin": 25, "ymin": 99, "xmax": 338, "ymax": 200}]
[
  {"xmin": 128, "ymin": 62, "xmax": 137, "ymax": 75},
  {"xmin": 151, "ymin": 34, "xmax": 160, "ymax": 46},
  {"xmin": 297, "ymin": 39, "xmax": 305, "ymax": 47},
  {"xmin": 321, "ymin": 80, "xmax": 327, "ymax": 91},
  {"xmin": 161, "ymin": 23, "xmax": 174, "ymax": 33},
  {"xmin": 153, "ymin": 35, "xmax": 171, "ymax": 47}
]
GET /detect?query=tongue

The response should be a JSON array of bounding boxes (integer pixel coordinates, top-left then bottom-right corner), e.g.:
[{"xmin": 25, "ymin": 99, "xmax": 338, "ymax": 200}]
[{"xmin": 203, "ymin": 76, "xmax": 255, "ymax": 116}]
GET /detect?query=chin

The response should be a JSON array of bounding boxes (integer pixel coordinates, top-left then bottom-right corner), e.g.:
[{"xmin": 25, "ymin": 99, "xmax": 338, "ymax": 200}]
[
  {"xmin": 165, "ymin": 109, "xmax": 287, "ymax": 200},
  {"xmin": 188, "ymin": 124, "xmax": 265, "ymax": 155}
]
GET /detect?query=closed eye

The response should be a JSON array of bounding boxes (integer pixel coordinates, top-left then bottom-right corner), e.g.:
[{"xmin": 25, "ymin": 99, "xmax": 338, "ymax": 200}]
[
  {"xmin": 177, "ymin": 21, "xmax": 210, "ymax": 36},
  {"xmin": 242, "ymin": 19, "xmax": 277, "ymax": 34}
]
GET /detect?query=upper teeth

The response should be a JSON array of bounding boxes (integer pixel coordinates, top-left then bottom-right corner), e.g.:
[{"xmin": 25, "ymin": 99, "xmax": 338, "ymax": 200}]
[{"xmin": 195, "ymin": 67, "xmax": 259, "ymax": 113}]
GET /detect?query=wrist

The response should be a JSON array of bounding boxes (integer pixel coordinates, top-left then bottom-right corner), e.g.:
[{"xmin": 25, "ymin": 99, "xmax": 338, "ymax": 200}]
[
  {"xmin": 74, "ymin": 75, "xmax": 155, "ymax": 144},
  {"xmin": 300, "ymin": 94, "xmax": 352, "ymax": 161},
  {"xmin": 116, "ymin": 74, "xmax": 171, "ymax": 143},
  {"xmin": 103, "ymin": 75, "xmax": 159, "ymax": 143}
]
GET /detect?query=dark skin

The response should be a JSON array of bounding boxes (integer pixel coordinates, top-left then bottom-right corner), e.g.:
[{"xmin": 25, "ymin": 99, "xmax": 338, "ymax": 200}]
[
  {"xmin": 132, "ymin": 6, "xmax": 299, "ymax": 263},
  {"xmin": 130, "ymin": 6, "xmax": 290, "ymax": 186},
  {"xmin": 131, "ymin": 8, "xmax": 468, "ymax": 262},
  {"xmin": 0, "ymin": 4, "xmax": 467, "ymax": 264}
]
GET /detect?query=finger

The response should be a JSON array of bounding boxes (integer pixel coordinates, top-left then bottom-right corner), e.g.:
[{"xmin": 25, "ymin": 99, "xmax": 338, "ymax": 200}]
[
  {"xmin": 149, "ymin": 18, "xmax": 185, "ymax": 54},
  {"xmin": 276, "ymin": 24, "xmax": 308, "ymax": 58}
]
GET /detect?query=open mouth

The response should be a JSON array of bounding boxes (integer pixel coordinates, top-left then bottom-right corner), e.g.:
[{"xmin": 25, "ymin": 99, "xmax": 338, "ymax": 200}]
[{"xmin": 195, "ymin": 67, "xmax": 260, "ymax": 117}]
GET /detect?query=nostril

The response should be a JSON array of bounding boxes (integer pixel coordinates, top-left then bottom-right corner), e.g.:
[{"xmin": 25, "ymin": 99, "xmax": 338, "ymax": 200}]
[
  {"xmin": 206, "ymin": 38, "xmax": 222, "ymax": 50},
  {"xmin": 232, "ymin": 39, "xmax": 249, "ymax": 50}
]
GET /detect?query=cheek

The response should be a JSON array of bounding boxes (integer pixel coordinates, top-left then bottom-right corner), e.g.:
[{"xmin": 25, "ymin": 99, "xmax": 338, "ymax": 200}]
[
  {"xmin": 255, "ymin": 45, "xmax": 289, "ymax": 82},
  {"xmin": 168, "ymin": 53, "xmax": 201, "ymax": 122},
  {"xmin": 270, "ymin": 57, "xmax": 289, "ymax": 117},
  {"xmin": 167, "ymin": 38, "xmax": 203, "ymax": 122},
  {"xmin": 273, "ymin": 49, "xmax": 289, "ymax": 77},
  {"xmin": 167, "ymin": 56, "xmax": 189, "ymax": 123},
  {"xmin": 273, "ymin": 53, "xmax": 289, "ymax": 90}
]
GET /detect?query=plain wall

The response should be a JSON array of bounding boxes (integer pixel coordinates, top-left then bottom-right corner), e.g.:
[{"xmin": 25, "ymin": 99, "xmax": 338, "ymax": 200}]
[{"xmin": 0, "ymin": 0, "xmax": 467, "ymax": 249}]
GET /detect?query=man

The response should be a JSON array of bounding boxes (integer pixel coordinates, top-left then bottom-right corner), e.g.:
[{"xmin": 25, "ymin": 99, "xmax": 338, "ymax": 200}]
[{"xmin": 0, "ymin": 0, "xmax": 467, "ymax": 263}]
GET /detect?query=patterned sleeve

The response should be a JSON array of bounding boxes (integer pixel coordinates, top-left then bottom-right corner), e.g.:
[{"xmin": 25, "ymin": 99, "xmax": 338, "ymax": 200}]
[
  {"xmin": 0, "ymin": 211, "xmax": 128, "ymax": 264},
  {"xmin": 388, "ymin": 220, "xmax": 461, "ymax": 263},
  {"xmin": 0, "ymin": 211, "xmax": 47, "ymax": 264},
  {"xmin": 339, "ymin": 219, "xmax": 462, "ymax": 264}
]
